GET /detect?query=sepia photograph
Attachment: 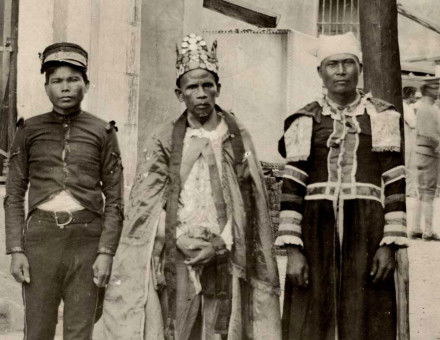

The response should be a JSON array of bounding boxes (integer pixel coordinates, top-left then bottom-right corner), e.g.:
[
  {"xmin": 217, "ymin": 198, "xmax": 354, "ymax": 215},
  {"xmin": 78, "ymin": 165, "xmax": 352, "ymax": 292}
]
[{"xmin": 0, "ymin": 0, "xmax": 439, "ymax": 339}]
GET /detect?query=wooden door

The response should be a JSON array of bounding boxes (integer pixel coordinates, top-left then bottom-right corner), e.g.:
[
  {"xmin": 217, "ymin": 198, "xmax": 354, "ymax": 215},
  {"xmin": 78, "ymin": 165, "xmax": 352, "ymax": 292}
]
[{"xmin": 0, "ymin": 0, "xmax": 18, "ymax": 183}]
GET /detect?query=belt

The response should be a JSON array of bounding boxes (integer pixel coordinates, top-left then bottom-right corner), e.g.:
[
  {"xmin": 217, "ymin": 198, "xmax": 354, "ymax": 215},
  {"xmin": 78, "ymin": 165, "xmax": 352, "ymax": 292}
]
[{"xmin": 31, "ymin": 208, "xmax": 100, "ymax": 229}]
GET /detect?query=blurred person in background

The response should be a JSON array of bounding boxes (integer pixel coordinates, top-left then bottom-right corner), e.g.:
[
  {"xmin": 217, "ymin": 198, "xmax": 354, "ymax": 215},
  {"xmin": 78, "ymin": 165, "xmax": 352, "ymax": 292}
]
[
  {"xmin": 402, "ymin": 86, "xmax": 420, "ymax": 236},
  {"xmin": 413, "ymin": 78, "xmax": 440, "ymax": 240}
]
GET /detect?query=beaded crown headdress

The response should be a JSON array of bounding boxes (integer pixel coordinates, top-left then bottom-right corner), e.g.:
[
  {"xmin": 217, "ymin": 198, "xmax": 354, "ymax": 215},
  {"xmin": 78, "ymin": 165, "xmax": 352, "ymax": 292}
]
[{"xmin": 176, "ymin": 33, "xmax": 218, "ymax": 80}]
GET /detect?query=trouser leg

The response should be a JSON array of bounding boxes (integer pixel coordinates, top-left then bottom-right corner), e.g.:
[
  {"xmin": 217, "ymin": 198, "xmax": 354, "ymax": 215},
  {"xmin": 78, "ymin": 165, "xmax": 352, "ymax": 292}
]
[
  {"xmin": 414, "ymin": 198, "xmax": 423, "ymax": 232},
  {"xmin": 417, "ymin": 152, "xmax": 437, "ymax": 235},
  {"xmin": 407, "ymin": 197, "xmax": 422, "ymax": 233},
  {"xmin": 62, "ymin": 219, "xmax": 101, "ymax": 340},
  {"xmin": 23, "ymin": 215, "xmax": 64, "ymax": 340},
  {"xmin": 422, "ymin": 199, "xmax": 434, "ymax": 234}
]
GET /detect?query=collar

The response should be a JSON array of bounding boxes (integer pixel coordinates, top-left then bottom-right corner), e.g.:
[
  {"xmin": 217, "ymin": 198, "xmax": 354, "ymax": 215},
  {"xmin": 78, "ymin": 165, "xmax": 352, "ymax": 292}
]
[
  {"xmin": 51, "ymin": 109, "xmax": 82, "ymax": 121},
  {"xmin": 186, "ymin": 112, "xmax": 228, "ymax": 140},
  {"xmin": 320, "ymin": 90, "xmax": 371, "ymax": 119},
  {"xmin": 324, "ymin": 91, "xmax": 361, "ymax": 112}
]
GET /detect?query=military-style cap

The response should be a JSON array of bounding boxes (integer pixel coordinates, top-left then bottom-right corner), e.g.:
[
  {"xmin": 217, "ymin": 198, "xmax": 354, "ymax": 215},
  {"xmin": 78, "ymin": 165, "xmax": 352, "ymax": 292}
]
[
  {"xmin": 176, "ymin": 33, "xmax": 218, "ymax": 80},
  {"xmin": 422, "ymin": 76, "xmax": 440, "ymax": 89},
  {"xmin": 40, "ymin": 42, "xmax": 88, "ymax": 73}
]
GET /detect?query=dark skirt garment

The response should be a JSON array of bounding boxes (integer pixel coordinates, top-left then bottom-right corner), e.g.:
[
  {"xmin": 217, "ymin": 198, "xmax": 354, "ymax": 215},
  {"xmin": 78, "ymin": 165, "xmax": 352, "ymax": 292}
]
[{"xmin": 282, "ymin": 199, "xmax": 396, "ymax": 340}]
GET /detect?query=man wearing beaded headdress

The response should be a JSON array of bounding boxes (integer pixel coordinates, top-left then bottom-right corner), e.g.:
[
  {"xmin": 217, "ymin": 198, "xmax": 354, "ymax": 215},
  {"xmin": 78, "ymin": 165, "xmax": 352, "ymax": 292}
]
[
  {"xmin": 103, "ymin": 33, "xmax": 281, "ymax": 340},
  {"xmin": 277, "ymin": 32, "xmax": 407, "ymax": 339}
]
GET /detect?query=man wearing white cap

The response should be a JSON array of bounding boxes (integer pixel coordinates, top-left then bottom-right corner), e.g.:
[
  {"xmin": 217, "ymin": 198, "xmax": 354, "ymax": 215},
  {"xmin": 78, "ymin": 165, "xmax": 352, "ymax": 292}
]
[
  {"xmin": 277, "ymin": 32, "xmax": 407, "ymax": 339},
  {"xmin": 104, "ymin": 33, "xmax": 281, "ymax": 340}
]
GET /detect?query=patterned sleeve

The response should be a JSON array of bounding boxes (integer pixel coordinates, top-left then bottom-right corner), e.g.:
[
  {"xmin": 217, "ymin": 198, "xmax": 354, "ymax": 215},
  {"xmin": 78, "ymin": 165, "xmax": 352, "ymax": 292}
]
[
  {"xmin": 380, "ymin": 158, "xmax": 407, "ymax": 246},
  {"xmin": 275, "ymin": 161, "xmax": 309, "ymax": 248},
  {"xmin": 275, "ymin": 115, "xmax": 313, "ymax": 248},
  {"xmin": 375, "ymin": 109, "xmax": 408, "ymax": 247}
]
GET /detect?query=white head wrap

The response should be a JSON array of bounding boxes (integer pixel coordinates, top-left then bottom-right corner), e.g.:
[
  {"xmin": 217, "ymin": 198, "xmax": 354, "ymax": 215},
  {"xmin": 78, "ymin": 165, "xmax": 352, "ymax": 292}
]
[{"xmin": 317, "ymin": 32, "xmax": 361, "ymax": 65}]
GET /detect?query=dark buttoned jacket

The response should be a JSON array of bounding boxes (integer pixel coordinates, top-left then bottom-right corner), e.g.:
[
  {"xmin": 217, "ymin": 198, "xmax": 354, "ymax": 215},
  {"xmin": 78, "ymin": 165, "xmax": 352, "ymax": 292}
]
[{"xmin": 4, "ymin": 110, "xmax": 124, "ymax": 255}]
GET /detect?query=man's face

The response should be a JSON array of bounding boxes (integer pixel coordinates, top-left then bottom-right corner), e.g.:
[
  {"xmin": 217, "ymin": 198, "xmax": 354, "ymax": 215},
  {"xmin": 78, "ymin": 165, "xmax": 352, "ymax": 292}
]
[
  {"xmin": 175, "ymin": 69, "xmax": 221, "ymax": 122},
  {"xmin": 45, "ymin": 65, "xmax": 89, "ymax": 115},
  {"xmin": 407, "ymin": 95, "xmax": 417, "ymax": 104},
  {"xmin": 318, "ymin": 53, "xmax": 361, "ymax": 96}
]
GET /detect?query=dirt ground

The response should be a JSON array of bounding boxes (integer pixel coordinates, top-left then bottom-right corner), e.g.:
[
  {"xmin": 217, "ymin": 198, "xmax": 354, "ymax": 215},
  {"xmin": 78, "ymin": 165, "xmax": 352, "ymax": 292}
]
[
  {"xmin": 2, "ymin": 238, "xmax": 440, "ymax": 339},
  {"xmin": 0, "ymin": 187, "xmax": 439, "ymax": 339}
]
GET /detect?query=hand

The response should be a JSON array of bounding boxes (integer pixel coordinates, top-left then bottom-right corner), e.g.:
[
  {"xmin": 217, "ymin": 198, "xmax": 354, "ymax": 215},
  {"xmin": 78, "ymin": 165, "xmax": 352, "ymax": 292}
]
[
  {"xmin": 10, "ymin": 253, "xmax": 30, "ymax": 284},
  {"xmin": 286, "ymin": 247, "xmax": 309, "ymax": 288},
  {"xmin": 176, "ymin": 234, "xmax": 211, "ymax": 259},
  {"xmin": 93, "ymin": 254, "xmax": 113, "ymax": 287},
  {"xmin": 184, "ymin": 241, "xmax": 216, "ymax": 266},
  {"xmin": 370, "ymin": 246, "xmax": 396, "ymax": 284}
]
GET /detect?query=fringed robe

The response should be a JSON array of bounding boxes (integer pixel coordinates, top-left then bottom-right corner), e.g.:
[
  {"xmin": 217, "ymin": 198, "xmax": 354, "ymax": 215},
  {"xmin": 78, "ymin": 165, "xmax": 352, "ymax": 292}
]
[{"xmin": 103, "ymin": 108, "xmax": 281, "ymax": 340}]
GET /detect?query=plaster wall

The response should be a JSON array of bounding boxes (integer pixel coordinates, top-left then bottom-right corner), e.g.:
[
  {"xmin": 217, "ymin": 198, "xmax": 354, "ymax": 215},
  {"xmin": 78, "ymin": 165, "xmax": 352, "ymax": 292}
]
[
  {"xmin": 16, "ymin": 0, "xmax": 139, "ymax": 188},
  {"xmin": 399, "ymin": 0, "xmax": 440, "ymax": 59},
  {"xmin": 137, "ymin": 0, "xmax": 321, "ymax": 162}
]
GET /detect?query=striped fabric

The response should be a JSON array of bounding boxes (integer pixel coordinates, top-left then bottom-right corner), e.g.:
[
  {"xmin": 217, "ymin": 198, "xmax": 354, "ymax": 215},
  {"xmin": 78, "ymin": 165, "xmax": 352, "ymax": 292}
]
[
  {"xmin": 276, "ymin": 164, "xmax": 308, "ymax": 247},
  {"xmin": 279, "ymin": 210, "xmax": 302, "ymax": 228},
  {"xmin": 382, "ymin": 165, "xmax": 406, "ymax": 215},
  {"xmin": 382, "ymin": 165, "xmax": 406, "ymax": 186},
  {"xmin": 383, "ymin": 211, "xmax": 407, "ymax": 237},
  {"xmin": 380, "ymin": 210, "xmax": 408, "ymax": 246},
  {"xmin": 283, "ymin": 164, "xmax": 308, "ymax": 187},
  {"xmin": 379, "ymin": 164, "xmax": 407, "ymax": 245},
  {"xmin": 305, "ymin": 182, "xmax": 382, "ymax": 202},
  {"xmin": 275, "ymin": 209, "xmax": 304, "ymax": 247}
]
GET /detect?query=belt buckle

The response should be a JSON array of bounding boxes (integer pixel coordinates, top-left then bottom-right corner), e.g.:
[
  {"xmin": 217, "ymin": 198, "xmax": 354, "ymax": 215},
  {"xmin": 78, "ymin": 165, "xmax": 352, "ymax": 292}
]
[{"xmin": 53, "ymin": 211, "xmax": 73, "ymax": 229}]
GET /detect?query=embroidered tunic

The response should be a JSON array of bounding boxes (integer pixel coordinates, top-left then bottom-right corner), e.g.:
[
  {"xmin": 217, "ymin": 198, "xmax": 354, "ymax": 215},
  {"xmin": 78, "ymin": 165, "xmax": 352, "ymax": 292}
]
[
  {"xmin": 177, "ymin": 118, "xmax": 233, "ymax": 295},
  {"xmin": 277, "ymin": 93, "xmax": 407, "ymax": 340},
  {"xmin": 177, "ymin": 118, "xmax": 229, "ymax": 239}
]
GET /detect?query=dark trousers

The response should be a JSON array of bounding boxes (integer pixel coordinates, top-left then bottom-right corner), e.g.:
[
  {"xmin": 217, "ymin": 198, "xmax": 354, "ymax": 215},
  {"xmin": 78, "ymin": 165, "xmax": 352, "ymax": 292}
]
[{"xmin": 23, "ymin": 210, "xmax": 102, "ymax": 340}]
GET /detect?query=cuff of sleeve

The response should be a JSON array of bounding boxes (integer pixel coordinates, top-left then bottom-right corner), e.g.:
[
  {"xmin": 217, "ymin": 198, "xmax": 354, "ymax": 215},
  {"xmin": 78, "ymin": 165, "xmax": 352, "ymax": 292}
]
[
  {"xmin": 275, "ymin": 234, "xmax": 304, "ymax": 248},
  {"xmin": 380, "ymin": 211, "xmax": 408, "ymax": 247},
  {"xmin": 381, "ymin": 211, "xmax": 408, "ymax": 247},
  {"xmin": 7, "ymin": 246, "xmax": 25, "ymax": 254},
  {"xmin": 276, "ymin": 210, "xmax": 304, "ymax": 248},
  {"xmin": 380, "ymin": 235, "xmax": 408, "ymax": 248},
  {"xmin": 97, "ymin": 247, "xmax": 115, "ymax": 256}
]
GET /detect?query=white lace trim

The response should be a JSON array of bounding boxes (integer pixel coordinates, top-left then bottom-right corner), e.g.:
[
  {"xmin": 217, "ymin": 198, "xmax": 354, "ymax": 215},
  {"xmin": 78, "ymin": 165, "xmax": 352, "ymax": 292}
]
[
  {"xmin": 274, "ymin": 235, "xmax": 304, "ymax": 248},
  {"xmin": 367, "ymin": 107, "xmax": 401, "ymax": 152},
  {"xmin": 379, "ymin": 236, "xmax": 408, "ymax": 247},
  {"xmin": 285, "ymin": 115, "xmax": 313, "ymax": 162}
]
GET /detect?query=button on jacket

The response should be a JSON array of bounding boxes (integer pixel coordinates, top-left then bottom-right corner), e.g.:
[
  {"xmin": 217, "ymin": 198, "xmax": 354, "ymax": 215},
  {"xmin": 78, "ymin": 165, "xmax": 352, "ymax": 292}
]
[{"xmin": 4, "ymin": 110, "xmax": 124, "ymax": 255}]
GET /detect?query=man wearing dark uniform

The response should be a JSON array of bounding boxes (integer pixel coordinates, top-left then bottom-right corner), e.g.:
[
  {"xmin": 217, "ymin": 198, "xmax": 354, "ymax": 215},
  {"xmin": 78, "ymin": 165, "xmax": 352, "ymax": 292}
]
[{"xmin": 4, "ymin": 42, "xmax": 124, "ymax": 340}]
